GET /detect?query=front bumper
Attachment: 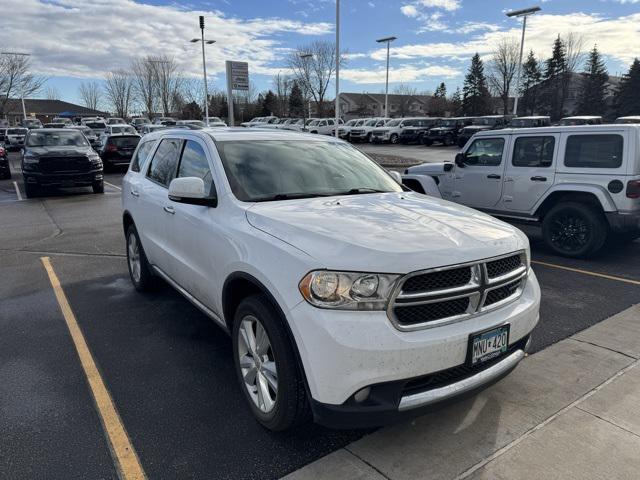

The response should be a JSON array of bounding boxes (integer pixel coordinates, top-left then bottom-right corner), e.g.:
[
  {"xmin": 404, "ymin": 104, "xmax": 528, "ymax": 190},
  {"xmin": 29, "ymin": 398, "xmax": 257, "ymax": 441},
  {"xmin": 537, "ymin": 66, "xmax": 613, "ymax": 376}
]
[
  {"xmin": 24, "ymin": 169, "xmax": 103, "ymax": 187},
  {"xmin": 289, "ymin": 269, "xmax": 540, "ymax": 427}
]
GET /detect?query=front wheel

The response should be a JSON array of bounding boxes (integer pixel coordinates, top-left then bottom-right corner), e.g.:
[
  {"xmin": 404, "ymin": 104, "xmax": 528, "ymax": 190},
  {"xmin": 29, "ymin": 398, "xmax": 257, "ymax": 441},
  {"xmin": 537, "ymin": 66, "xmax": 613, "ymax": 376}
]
[
  {"xmin": 232, "ymin": 295, "xmax": 310, "ymax": 431},
  {"xmin": 542, "ymin": 202, "xmax": 608, "ymax": 258},
  {"xmin": 126, "ymin": 225, "xmax": 157, "ymax": 291},
  {"xmin": 390, "ymin": 133, "xmax": 399, "ymax": 144},
  {"xmin": 422, "ymin": 137, "xmax": 433, "ymax": 146},
  {"xmin": 23, "ymin": 182, "xmax": 38, "ymax": 198},
  {"xmin": 93, "ymin": 180, "xmax": 104, "ymax": 194}
]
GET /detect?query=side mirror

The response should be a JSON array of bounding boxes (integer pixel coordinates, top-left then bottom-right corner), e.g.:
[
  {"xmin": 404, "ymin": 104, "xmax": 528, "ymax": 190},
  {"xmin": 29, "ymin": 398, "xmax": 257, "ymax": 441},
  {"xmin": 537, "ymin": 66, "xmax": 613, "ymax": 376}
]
[
  {"xmin": 455, "ymin": 153, "xmax": 466, "ymax": 168},
  {"xmin": 168, "ymin": 177, "xmax": 217, "ymax": 207},
  {"xmin": 388, "ymin": 170, "xmax": 402, "ymax": 184}
]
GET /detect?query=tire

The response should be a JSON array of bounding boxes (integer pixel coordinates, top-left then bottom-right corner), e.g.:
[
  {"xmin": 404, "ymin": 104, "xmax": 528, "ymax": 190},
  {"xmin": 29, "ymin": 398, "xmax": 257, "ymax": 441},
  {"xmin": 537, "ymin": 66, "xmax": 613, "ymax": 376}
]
[
  {"xmin": 444, "ymin": 134, "xmax": 455, "ymax": 146},
  {"xmin": 232, "ymin": 294, "xmax": 310, "ymax": 431},
  {"xmin": 542, "ymin": 202, "xmax": 608, "ymax": 258},
  {"xmin": 365, "ymin": 133, "xmax": 372, "ymax": 143},
  {"xmin": 126, "ymin": 224, "xmax": 157, "ymax": 292},
  {"xmin": 390, "ymin": 133, "xmax": 399, "ymax": 144},
  {"xmin": 93, "ymin": 180, "xmax": 104, "ymax": 194},
  {"xmin": 422, "ymin": 137, "xmax": 433, "ymax": 146},
  {"xmin": 23, "ymin": 182, "xmax": 38, "ymax": 198}
]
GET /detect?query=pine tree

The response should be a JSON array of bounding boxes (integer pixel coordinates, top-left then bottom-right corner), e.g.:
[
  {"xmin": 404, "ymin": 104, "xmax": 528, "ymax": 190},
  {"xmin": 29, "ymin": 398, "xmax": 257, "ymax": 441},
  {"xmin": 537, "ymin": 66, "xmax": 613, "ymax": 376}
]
[
  {"xmin": 462, "ymin": 53, "xmax": 491, "ymax": 115},
  {"xmin": 261, "ymin": 90, "xmax": 277, "ymax": 115},
  {"xmin": 576, "ymin": 46, "xmax": 609, "ymax": 115},
  {"xmin": 543, "ymin": 36, "xmax": 568, "ymax": 119},
  {"xmin": 614, "ymin": 58, "xmax": 640, "ymax": 117},
  {"xmin": 288, "ymin": 81, "xmax": 305, "ymax": 117},
  {"xmin": 450, "ymin": 87, "xmax": 462, "ymax": 116},
  {"xmin": 519, "ymin": 50, "xmax": 542, "ymax": 116},
  {"xmin": 433, "ymin": 82, "xmax": 447, "ymax": 98}
]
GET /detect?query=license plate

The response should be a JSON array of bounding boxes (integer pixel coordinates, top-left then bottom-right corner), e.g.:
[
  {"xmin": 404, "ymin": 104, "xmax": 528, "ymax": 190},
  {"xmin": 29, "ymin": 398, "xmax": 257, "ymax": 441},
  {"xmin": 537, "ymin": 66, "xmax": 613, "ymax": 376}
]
[{"xmin": 469, "ymin": 325, "xmax": 510, "ymax": 365}]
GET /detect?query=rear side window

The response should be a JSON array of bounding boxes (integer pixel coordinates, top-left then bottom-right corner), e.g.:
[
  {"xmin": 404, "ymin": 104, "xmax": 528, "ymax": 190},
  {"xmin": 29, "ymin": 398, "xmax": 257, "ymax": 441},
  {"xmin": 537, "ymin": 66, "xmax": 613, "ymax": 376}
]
[
  {"xmin": 147, "ymin": 138, "xmax": 183, "ymax": 187},
  {"xmin": 177, "ymin": 141, "xmax": 214, "ymax": 195},
  {"xmin": 565, "ymin": 134, "xmax": 623, "ymax": 168},
  {"xmin": 465, "ymin": 138, "xmax": 505, "ymax": 166},
  {"xmin": 130, "ymin": 140, "xmax": 155, "ymax": 172},
  {"xmin": 512, "ymin": 136, "xmax": 555, "ymax": 168}
]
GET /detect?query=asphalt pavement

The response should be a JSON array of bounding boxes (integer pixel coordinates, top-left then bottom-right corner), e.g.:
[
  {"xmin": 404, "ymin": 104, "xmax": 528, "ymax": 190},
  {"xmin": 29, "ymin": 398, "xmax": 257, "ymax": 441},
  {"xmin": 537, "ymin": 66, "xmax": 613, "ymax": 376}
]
[{"xmin": 1, "ymin": 150, "xmax": 638, "ymax": 479}]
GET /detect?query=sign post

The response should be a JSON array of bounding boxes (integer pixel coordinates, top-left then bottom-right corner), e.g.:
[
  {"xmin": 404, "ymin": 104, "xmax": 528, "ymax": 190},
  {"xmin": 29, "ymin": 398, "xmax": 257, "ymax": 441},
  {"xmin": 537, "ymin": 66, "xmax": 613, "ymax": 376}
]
[{"xmin": 225, "ymin": 60, "xmax": 249, "ymax": 127}]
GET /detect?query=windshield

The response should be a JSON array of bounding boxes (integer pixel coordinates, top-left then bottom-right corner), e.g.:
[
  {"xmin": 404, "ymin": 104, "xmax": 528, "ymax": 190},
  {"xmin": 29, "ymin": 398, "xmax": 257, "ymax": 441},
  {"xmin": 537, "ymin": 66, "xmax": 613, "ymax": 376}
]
[
  {"xmin": 27, "ymin": 131, "xmax": 88, "ymax": 147},
  {"xmin": 111, "ymin": 126, "xmax": 136, "ymax": 134},
  {"xmin": 108, "ymin": 119, "xmax": 124, "ymax": 124},
  {"xmin": 207, "ymin": 118, "xmax": 222, "ymax": 123},
  {"xmin": 86, "ymin": 122, "xmax": 107, "ymax": 129},
  {"xmin": 345, "ymin": 120, "xmax": 357, "ymax": 126},
  {"xmin": 386, "ymin": 119, "xmax": 402, "ymax": 127},
  {"xmin": 217, "ymin": 140, "xmax": 402, "ymax": 202},
  {"xmin": 440, "ymin": 120, "xmax": 458, "ymax": 127},
  {"xmin": 365, "ymin": 119, "xmax": 379, "ymax": 126},
  {"xmin": 472, "ymin": 118, "xmax": 498, "ymax": 126},
  {"xmin": 308, "ymin": 120, "xmax": 320, "ymax": 126}
]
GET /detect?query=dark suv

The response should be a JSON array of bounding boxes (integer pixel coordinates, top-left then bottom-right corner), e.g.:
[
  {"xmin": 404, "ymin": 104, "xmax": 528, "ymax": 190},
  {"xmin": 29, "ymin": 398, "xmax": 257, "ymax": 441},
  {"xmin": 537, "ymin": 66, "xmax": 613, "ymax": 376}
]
[
  {"xmin": 98, "ymin": 133, "xmax": 141, "ymax": 170},
  {"xmin": 0, "ymin": 142, "xmax": 10, "ymax": 179},
  {"xmin": 457, "ymin": 115, "xmax": 511, "ymax": 147},
  {"xmin": 21, "ymin": 129, "xmax": 104, "ymax": 198},
  {"xmin": 399, "ymin": 118, "xmax": 441, "ymax": 144},
  {"xmin": 423, "ymin": 117, "xmax": 474, "ymax": 146}
]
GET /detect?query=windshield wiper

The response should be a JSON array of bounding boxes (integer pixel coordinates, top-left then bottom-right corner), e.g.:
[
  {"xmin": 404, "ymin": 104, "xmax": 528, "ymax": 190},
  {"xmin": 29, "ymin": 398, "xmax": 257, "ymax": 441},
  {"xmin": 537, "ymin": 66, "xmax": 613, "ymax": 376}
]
[
  {"xmin": 253, "ymin": 192, "xmax": 333, "ymax": 202},
  {"xmin": 338, "ymin": 187, "xmax": 390, "ymax": 195}
]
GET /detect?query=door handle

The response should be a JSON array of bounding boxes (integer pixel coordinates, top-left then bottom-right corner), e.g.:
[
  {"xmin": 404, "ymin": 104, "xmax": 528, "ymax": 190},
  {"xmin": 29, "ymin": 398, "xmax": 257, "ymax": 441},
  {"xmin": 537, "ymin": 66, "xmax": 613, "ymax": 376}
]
[
  {"xmin": 487, "ymin": 174, "xmax": 501, "ymax": 179},
  {"xmin": 163, "ymin": 205, "xmax": 175, "ymax": 215},
  {"xmin": 530, "ymin": 176, "xmax": 547, "ymax": 182},
  {"xmin": 130, "ymin": 188, "xmax": 139, "ymax": 197}
]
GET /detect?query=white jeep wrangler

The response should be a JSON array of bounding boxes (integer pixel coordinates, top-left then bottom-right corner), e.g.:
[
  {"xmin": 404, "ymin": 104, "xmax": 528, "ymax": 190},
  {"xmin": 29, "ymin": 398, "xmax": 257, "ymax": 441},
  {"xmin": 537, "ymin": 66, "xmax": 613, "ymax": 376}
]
[{"xmin": 403, "ymin": 125, "xmax": 640, "ymax": 258}]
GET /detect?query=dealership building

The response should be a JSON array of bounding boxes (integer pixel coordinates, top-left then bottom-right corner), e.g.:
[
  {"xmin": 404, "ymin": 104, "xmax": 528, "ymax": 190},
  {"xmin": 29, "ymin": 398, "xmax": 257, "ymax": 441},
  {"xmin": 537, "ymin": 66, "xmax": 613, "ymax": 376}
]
[{"xmin": 1, "ymin": 99, "xmax": 107, "ymax": 125}]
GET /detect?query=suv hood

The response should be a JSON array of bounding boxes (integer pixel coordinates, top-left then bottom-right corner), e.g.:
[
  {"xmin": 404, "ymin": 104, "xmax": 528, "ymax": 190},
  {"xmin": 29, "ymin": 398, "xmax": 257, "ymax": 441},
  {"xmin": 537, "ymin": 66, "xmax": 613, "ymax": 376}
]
[{"xmin": 246, "ymin": 192, "xmax": 526, "ymax": 273}]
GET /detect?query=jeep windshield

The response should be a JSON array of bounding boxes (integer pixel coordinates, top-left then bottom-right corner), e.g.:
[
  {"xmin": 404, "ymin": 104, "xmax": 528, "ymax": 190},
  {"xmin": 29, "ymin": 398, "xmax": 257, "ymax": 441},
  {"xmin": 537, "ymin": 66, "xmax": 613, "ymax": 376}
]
[
  {"xmin": 472, "ymin": 118, "xmax": 499, "ymax": 126},
  {"xmin": 217, "ymin": 140, "xmax": 402, "ymax": 202},
  {"xmin": 26, "ymin": 131, "xmax": 89, "ymax": 147},
  {"xmin": 439, "ymin": 120, "xmax": 458, "ymax": 127}
]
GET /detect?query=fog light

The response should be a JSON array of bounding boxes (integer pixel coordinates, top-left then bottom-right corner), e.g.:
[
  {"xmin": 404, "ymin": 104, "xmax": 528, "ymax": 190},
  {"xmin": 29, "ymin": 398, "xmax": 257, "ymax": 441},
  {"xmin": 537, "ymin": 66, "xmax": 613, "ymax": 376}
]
[{"xmin": 354, "ymin": 387, "xmax": 371, "ymax": 403}]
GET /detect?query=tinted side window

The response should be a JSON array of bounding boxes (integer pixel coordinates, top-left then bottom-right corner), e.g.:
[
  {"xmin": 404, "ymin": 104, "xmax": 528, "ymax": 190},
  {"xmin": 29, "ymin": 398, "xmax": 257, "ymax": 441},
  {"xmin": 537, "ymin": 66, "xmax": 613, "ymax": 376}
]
[
  {"xmin": 565, "ymin": 134, "xmax": 623, "ymax": 168},
  {"xmin": 130, "ymin": 140, "xmax": 155, "ymax": 172},
  {"xmin": 177, "ymin": 141, "xmax": 213, "ymax": 195},
  {"xmin": 147, "ymin": 138, "xmax": 182, "ymax": 187},
  {"xmin": 512, "ymin": 136, "xmax": 555, "ymax": 168},
  {"xmin": 465, "ymin": 138, "xmax": 505, "ymax": 166}
]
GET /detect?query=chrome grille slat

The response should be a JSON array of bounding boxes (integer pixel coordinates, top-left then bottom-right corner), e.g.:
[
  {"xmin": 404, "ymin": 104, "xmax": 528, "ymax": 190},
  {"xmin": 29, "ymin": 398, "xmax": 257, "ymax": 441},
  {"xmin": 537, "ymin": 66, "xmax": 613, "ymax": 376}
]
[{"xmin": 388, "ymin": 251, "xmax": 527, "ymax": 331}]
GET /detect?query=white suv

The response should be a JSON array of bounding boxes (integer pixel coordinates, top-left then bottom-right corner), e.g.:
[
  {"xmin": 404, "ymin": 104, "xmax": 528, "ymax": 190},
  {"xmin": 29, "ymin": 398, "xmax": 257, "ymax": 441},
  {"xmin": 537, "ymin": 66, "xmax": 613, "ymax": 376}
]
[
  {"xmin": 304, "ymin": 118, "xmax": 344, "ymax": 135},
  {"xmin": 371, "ymin": 117, "xmax": 426, "ymax": 144},
  {"xmin": 404, "ymin": 125, "xmax": 640, "ymax": 257},
  {"xmin": 349, "ymin": 117, "xmax": 391, "ymax": 143},
  {"xmin": 122, "ymin": 128, "xmax": 540, "ymax": 430}
]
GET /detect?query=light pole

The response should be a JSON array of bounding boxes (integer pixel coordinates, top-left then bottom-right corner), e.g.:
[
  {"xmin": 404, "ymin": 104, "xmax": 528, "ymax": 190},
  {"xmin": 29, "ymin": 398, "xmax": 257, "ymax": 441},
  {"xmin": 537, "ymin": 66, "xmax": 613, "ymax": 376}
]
[
  {"xmin": 299, "ymin": 53, "xmax": 313, "ymax": 128},
  {"xmin": 191, "ymin": 16, "xmax": 216, "ymax": 127},
  {"xmin": 334, "ymin": 0, "xmax": 340, "ymax": 137},
  {"xmin": 375, "ymin": 36, "xmax": 396, "ymax": 118},
  {"xmin": 1, "ymin": 51, "xmax": 30, "ymax": 121},
  {"xmin": 506, "ymin": 6, "xmax": 541, "ymax": 116}
]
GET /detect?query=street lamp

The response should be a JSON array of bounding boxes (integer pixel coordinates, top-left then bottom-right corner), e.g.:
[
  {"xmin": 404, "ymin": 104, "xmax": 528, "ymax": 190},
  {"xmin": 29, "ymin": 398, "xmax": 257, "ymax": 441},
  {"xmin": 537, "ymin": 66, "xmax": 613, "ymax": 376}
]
[
  {"xmin": 375, "ymin": 36, "xmax": 397, "ymax": 118},
  {"xmin": 299, "ymin": 53, "xmax": 313, "ymax": 127},
  {"xmin": 1, "ymin": 51, "xmax": 30, "ymax": 120},
  {"xmin": 506, "ymin": 6, "xmax": 541, "ymax": 116},
  {"xmin": 334, "ymin": 0, "xmax": 340, "ymax": 137},
  {"xmin": 191, "ymin": 15, "xmax": 216, "ymax": 127}
]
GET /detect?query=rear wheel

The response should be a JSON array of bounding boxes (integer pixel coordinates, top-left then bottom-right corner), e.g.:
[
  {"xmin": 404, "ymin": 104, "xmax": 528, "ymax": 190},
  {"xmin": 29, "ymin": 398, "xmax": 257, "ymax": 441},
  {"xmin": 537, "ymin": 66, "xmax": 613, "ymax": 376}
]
[
  {"xmin": 542, "ymin": 202, "xmax": 608, "ymax": 258},
  {"xmin": 232, "ymin": 294, "xmax": 310, "ymax": 431},
  {"xmin": 422, "ymin": 137, "xmax": 433, "ymax": 146}
]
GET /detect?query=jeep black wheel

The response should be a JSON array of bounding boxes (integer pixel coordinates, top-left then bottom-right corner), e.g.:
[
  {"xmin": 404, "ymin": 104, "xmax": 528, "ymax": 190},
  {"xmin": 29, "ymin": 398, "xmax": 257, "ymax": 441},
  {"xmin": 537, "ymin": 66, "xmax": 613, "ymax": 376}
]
[
  {"xmin": 422, "ymin": 137, "xmax": 433, "ymax": 146},
  {"xmin": 542, "ymin": 202, "xmax": 608, "ymax": 258},
  {"xmin": 443, "ymin": 134, "xmax": 455, "ymax": 146}
]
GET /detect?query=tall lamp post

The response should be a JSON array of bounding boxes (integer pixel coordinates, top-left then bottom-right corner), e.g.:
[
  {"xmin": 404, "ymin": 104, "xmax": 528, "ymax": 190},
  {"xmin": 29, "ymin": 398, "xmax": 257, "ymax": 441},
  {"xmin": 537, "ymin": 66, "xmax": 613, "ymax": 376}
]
[
  {"xmin": 190, "ymin": 16, "xmax": 216, "ymax": 127},
  {"xmin": 375, "ymin": 36, "xmax": 396, "ymax": 118},
  {"xmin": 334, "ymin": 0, "xmax": 340, "ymax": 137},
  {"xmin": 506, "ymin": 6, "xmax": 541, "ymax": 116},
  {"xmin": 1, "ymin": 51, "xmax": 30, "ymax": 121},
  {"xmin": 299, "ymin": 53, "xmax": 313, "ymax": 128}
]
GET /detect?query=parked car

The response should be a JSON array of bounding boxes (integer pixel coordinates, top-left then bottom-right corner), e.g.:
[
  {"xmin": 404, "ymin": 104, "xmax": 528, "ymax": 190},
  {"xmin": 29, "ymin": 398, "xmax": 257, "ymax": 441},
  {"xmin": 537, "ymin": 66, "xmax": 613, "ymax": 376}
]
[
  {"xmin": 80, "ymin": 117, "xmax": 105, "ymax": 125},
  {"xmin": 304, "ymin": 118, "xmax": 344, "ymax": 135},
  {"xmin": 615, "ymin": 116, "xmax": 640, "ymax": 124},
  {"xmin": 240, "ymin": 116, "xmax": 278, "ymax": 128},
  {"xmin": 508, "ymin": 116, "xmax": 551, "ymax": 128},
  {"xmin": 282, "ymin": 118, "xmax": 316, "ymax": 132},
  {"xmin": 423, "ymin": 117, "xmax": 474, "ymax": 146},
  {"xmin": 371, "ymin": 117, "xmax": 432, "ymax": 145},
  {"xmin": 131, "ymin": 117, "xmax": 151, "ymax": 132},
  {"xmin": 98, "ymin": 133, "xmax": 141, "ymax": 171},
  {"xmin": 5, "ymin": 127, "xmax": 28, "ymax": 150},
  {"xmin": 67, "ymin": 125, "xmax": 100, "ymax": 149},
  {"xmin": 339, "ymin": 118, "xmax": 369, "ymax": 141},
  {"xmin": 398, "ymin": 118, "xmax": 441, "ymax": 145},
  {"xmin": 404, "ymin": 124, "xmax": 640, "ymax": 257},
  {"xmin": 122, "ymin": 128, "xmax": 540, "ymax": 431},
  {"xmin": 176, "ymin": 120, "xmax": 205, "ymax": 128},
  {"xmin": 457, "ymin": 116, "xmax": 511, "ymax": 148},
  {"xmin": 0, "ymin": 128, "xmax": 6, "ymax": 144},
  {"xmin": 21, "ymin": 117, "xmax": 43, "ymax": 129},
  {"xmin": 559, "ymin": 116, "xmax": 602, "ymax": 126},
  {"xmin": 140, "ymin": 125, "xmax": 169, "ymax": 135},
  {"xmin": 349, "ymin": 118, "xmax": 391, "ymax": 143},
  {"xmin": 43, "ymin": 123, "xmax": 67, "ymax": 129},
  {"xmin": 0, "ymin": 142, "xmax": 10, "ymax": 179},
  {"xmin": 21, "ymin": 128, "xmax": 104, "ymax": 197},
  {"xmin": 204, "ymin": 117, "xmax": 227, "ymax": 127},
  {"xmin": 84, "ymin": 120, "xmax": 108, "ymax": 138},
  {"xmin": 52, "ymin": 117, "xmax": 73, "ymax": 126}
]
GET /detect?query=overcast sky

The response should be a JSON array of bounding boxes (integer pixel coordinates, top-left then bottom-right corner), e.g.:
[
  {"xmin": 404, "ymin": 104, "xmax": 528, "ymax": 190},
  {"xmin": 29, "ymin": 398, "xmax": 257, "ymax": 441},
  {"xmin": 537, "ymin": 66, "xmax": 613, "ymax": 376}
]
[{"xmin": 1, "ymin": 0, "xmax": 639, "ymax": 105}]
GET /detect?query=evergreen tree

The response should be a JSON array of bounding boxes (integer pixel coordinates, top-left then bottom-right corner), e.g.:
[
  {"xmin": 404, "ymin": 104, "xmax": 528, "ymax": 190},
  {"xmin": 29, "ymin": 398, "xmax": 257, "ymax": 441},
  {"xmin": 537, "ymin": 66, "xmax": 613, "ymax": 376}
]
[
  {"xmin": 433, "ymin": 82, "xmax": 447, "ymax": 98},
  {"xmin": 288, "ymin": 81, "xmax": 305, "ymax": 117},
  {"xmin": 180, "ymin": 101, "xmax": 203, "ymax": 120},
  {"xmin": 261, "ymin": 90, "xmax": 277, "ymax": 115},
  {"xmin": 614, "ymin": 58, "xmax": 640, "ymax": 117},
  {"xmin": 543, "ymin": 36, "xmax": 568, "ymax": 119},
  {"xmin": 450, "ymin": 87, "xmax": 462, "ymax": 116},
  {"xmin": 519, "ymin": 50, "xmax": 542, "ymax": 116},
  {"xmin": 576, "ymin": 46, "xmax": 609, "ymax": 115},
  {"xmin": 462, "ymin": 53, "xmax": 491, "ymax": 115}
]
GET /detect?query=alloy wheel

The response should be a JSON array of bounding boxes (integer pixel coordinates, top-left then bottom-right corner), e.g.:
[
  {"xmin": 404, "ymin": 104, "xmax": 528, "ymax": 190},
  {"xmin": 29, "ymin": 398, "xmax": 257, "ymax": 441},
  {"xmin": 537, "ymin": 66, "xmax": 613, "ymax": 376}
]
[
  {"xmin": 127, "ymin": 232, "xmax": 141, "ymax": 283},
  {"xmin": 550, "ymin": 214, "xmax": 590, "ymax": 252},
  {"xmin": 237, "ymin": 315, "xmax": 278, "ymax": 413}
]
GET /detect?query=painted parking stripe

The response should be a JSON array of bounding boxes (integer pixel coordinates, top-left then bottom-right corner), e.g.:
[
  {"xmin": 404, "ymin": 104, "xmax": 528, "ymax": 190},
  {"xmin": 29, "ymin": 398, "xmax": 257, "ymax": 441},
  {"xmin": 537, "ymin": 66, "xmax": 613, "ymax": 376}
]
[
  {"xmin": 104, "ymin": 181, "xmax": 122, "ymax": 191},
  {"xmin": 13, "ymin": 181, "xmax": 22, "ymax": 201},
  {"xmin": 532, "ymin": 260, "xmax": 640, "ymax": 286},
  {"xmin": 40, "ymin": 257, "xmax": 147, "ymax": 480}
]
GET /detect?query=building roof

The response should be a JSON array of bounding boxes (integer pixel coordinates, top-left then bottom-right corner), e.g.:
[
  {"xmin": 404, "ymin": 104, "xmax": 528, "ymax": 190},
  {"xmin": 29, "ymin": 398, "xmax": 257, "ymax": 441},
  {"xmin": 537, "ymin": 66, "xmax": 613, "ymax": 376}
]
[{"xmin": 2, "ymin": 98, "xmax": 107, "ymax": 117}]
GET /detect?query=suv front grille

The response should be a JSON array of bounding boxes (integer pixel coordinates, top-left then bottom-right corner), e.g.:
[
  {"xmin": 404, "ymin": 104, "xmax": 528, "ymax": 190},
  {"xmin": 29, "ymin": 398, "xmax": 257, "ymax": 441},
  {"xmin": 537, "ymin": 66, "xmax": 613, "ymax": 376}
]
[
  {"xmin": 39, "ymin": 156, "xmax": 92, "ymax": 174},
  {"xmin": 389, "ymin": 252, "xmax": 527, "ymax": 330}
]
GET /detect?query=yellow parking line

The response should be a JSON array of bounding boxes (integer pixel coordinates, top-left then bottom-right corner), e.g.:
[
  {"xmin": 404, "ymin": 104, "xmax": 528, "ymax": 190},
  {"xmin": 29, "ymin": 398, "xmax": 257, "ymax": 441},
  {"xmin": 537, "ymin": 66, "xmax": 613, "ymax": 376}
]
[
  {"xmin": 532, "ymin": 260, "xmax": 640, "ymax": 286},
  {"xmin": 40, "ymin": 257, "xmax": 147, "ymax": 480}
]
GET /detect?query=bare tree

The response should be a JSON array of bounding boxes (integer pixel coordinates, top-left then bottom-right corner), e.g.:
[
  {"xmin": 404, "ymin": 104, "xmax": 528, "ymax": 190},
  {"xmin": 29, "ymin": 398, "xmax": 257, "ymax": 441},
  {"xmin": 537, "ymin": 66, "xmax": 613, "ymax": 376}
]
[
  {"xmin": 560, "ymin": 32, "xmax": 585, "ymax": 117},
  {"xmin": 0, "ymin": 53, "xmax": 46, "ymax": 118},
  {"xmin": 488, "ymin": 38, "xmax": 520, "ymax": 115},
  {"xmin": 272, "ymin": 73, "xmax": 293, "ymax": 117},
  {"xmin": 131, "ymin": 57, "xmax": 156, "ymax": 117},
  {"xmin": 104, "ymin": 70, "xmax": 133, "ymax": 118},
  {"xmin": 287, "ymin": 41, "xmax": 342, "ymax": 116},
  {"xmin": 78, "ymin": 81, "xmax": 102, "ymax": 111},
  {"xmin": 45, "ymin": 85, "xmax": 60, "ymax": 100},
  {"xmin": 149, "ymin": 55, "xmax": 182, "ymax": 116},
  {"xmin": 392, "ymin": 84, "xmax": 418, "ymax": 117}
]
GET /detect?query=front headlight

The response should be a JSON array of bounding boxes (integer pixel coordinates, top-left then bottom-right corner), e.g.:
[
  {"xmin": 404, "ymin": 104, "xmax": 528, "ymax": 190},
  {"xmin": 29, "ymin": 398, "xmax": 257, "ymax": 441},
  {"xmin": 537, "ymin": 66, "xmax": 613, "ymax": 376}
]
[{"xmin": 299, "ymin": 270, "xmax": 400, "ymax": 310}]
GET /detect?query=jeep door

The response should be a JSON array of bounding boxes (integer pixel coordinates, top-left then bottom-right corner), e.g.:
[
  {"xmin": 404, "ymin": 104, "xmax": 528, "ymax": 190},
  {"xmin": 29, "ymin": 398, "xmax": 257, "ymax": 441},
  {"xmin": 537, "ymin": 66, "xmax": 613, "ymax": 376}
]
[
  {"xmin": 452, "ymin": 136, "xmax": 508, "ymax": 209},
  {"xmin": 502, "ymin": 134, "xmax": 558, "ymax": 212}
]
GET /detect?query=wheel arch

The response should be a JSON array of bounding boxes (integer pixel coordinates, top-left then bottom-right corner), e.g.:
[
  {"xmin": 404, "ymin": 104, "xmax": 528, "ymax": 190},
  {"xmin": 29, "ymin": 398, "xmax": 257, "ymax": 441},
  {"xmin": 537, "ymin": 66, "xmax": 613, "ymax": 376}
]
[
  {"xmin": 534, "ymin": 186, "xmax": 615, "ymax": 220},
  {"xmin": 122, "ymin": 210, "xmax": 134, "ymax": 236}
]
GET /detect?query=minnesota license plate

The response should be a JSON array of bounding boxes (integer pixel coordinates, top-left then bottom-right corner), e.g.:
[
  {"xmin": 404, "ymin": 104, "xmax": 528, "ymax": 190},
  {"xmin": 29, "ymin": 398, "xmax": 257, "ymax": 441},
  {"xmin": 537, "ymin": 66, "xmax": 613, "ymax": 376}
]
[{"xmin": 469, "ymin": 325, "xmax": 510, "ymax": 365}]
